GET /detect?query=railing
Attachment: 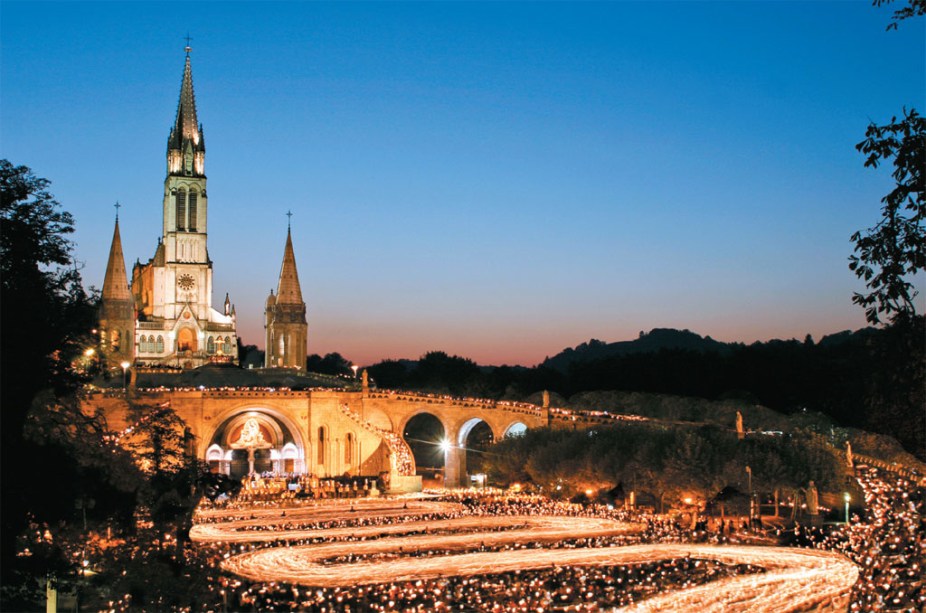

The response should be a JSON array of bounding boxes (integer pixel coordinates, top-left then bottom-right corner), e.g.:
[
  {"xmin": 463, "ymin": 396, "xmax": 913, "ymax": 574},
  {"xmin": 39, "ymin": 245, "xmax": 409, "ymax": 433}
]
[
  {"xmin": 853, "ymin": 453, "xmax": 926, "ymax": 485},
  {"xmin": 338, "ymin": 403, "xmax": 416, "ymax": 477}
]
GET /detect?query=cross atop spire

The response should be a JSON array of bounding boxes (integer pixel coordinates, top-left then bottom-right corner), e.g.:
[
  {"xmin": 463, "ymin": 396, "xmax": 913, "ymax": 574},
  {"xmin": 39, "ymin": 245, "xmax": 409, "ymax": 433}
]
[
  {"xmin": 286, "ymin": 210, "xmax": 293, "ymax": 230},
  {"xmin": 114, "ymin": 200, "xmax": 121, "ymax": 221},
  {"xmin": 184, "ymin": 33, "xmax": 193, "ymax": 55}
]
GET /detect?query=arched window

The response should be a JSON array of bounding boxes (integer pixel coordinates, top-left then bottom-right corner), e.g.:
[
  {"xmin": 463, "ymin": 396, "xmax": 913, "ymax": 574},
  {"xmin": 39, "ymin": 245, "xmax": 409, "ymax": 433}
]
[
  {"xmin": 345, "ymin": 432, "xmax": 353, "ymax": 465},
  {"xmin": 188, "ymin": 190, "xmax": 198, "ymax": 231},
  {"xmin": 155, "ymin": 335, "xmax": 165, "ymax": 353},
  {"xmin": 224, "ymin": 336, "xmax": 232, "ymax": 354},
  {"xmin": 175, "ymin": 189, "xmax": 187, "ymax": 231},
  {"xmin": 138, "ymin": 336, "xmax": 147, "ymax": 353},
  {"xmin": 111, "ymin": 329, "xmax": 120, "ymax": 351},
  {"xmin": 317, "ymin": 427, "xmax": 326, "ymax": 465},
  {"xmin": 206, "ymin": 336, "xmax": 215, "ymax": 354},
  {"xmin": 149, "ymin": 335, "xmax": 156, "ymax": 352},
  {"xmin": 278, "ymin": 335, "xmax": 285, "ymax": 357}
]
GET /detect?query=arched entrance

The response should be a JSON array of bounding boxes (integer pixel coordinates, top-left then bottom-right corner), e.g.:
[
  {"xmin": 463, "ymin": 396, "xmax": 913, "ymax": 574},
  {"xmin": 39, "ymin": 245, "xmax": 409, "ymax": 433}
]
[
  {"xmin": 177, "ymin": 327, "xmax": 197, "ymax": 352},
  {"xmin": 207, "ymin": 410, "xmax": 305, "ymax": 480},
  {"xmin": 459, "ymin": 418, "xmax": 494, "ymax": 484},
  {"xmin": 403, "ymin": 412, "xmax": 446, "ymax": 486}
]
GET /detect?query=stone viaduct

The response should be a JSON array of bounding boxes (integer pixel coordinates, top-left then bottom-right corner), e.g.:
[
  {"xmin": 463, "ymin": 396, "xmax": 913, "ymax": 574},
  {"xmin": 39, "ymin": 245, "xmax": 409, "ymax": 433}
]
[{"xmin": 85, "ymin": 384, "xmax": 554, "ymax": 490}]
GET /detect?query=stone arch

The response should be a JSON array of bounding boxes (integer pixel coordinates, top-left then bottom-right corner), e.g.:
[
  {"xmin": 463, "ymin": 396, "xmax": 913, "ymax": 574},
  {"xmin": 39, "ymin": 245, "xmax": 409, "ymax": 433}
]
[
  {"xmin": 400, "ymin": 411, "xmax": 449, "ymax": 475},
  {"xmin": 177, "ymin": 326, "xmax": 197, "ymax": 352},
  {"xmin": 455, "ymin": 417, "xmax": 495, "ymax": 484},
  {"xmin": 205, "ymin": 405, "xmax": 307, "ymax": 477},
  {"xmin": 503, "ymin": 421, "xmax": 529, "ymax": 438}
]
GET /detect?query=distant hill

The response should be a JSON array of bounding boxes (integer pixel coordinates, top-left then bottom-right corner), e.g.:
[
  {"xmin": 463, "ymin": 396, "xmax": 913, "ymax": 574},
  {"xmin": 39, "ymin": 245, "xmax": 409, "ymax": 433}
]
[{"xmin": 542, "ymin": 328, "xmax": 735, "ymax": 372}]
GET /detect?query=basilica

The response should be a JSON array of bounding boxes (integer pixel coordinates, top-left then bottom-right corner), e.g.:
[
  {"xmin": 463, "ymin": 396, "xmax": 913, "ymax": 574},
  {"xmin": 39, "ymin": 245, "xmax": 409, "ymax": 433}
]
[
  {"xmin": 97, "ymin": 47, "xmax": 307, "ymax": 371},
  {"xmin": 86, "ymin": 48, "xmax": 545, "ymax": 491}
]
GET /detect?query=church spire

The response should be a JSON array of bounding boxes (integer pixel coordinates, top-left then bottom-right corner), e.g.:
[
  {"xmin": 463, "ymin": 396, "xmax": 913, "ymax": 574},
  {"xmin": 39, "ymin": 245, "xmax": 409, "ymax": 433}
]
[
  {"xmin": 102, "ymin": 214, "xmax": 131, "ymax": 302},
  {"xmin": 99, "ymin": 210, "xmax": 135, "ymax": 366},
  {"xmin": 167, "ymin": 46, "xmax": 205, "ymax": 176},
  {"xmin": 265, "ymin": 223, "xmax": 308, "ymax": 369},
  {"xmin": 275, "ymin": 227, "xmax": 304, "ymax": 305}
]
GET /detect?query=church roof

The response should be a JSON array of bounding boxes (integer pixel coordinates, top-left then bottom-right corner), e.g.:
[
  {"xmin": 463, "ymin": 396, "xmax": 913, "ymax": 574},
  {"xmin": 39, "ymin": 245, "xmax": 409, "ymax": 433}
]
[
  {"xmin": 102, "ymin": 219, "xmax": 131, "ymax": 301},
  {"xmin": 168, "ymin": 52, "xmax": 204, "ymax": 153},
  {"xmin": 275, "ymin": 229, "xmax": 304, "ymax": 305}
]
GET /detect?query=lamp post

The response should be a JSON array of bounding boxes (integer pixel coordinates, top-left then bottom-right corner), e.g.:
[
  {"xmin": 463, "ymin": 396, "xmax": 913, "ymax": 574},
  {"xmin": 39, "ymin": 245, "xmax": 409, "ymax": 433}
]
[
  {"xmin": 844, "ymin": 492, "xmax": 851, "ymax": 525},
  {"xmin": 746, "ymin": 465, "xmax": 754, "ymax": 526},
  {"xmin": 351, "ymin": 364, "xmax": 359, "ymax": 379},
  {"xmin": 120, "ymin": 361, "xmax": 131, "ymax": 391}
]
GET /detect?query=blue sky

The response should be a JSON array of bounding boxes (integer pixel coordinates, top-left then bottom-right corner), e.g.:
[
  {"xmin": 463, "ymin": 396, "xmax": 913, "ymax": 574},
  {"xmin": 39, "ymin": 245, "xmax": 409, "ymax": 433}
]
[{"xmin": 2, "ymin": 1, "xmax": 923, "ymax": 366}]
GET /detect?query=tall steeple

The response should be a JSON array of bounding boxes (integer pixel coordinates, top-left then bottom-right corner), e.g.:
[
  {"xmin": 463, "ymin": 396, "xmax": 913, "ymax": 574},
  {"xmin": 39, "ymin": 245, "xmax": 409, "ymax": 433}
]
[
  {"xmin": 99, "ymin": 208, "xmax": 135, "ymax": 366},
  {"xmin": 167, "ymin": 47, "xmax": 205, "ymax": 177},
  {"xmin": 265, "ymin": 222, "xmax": 308, "ymax": 369},
  {"xmin": 161, "ymin": 45, "xmax": 209, "ymax": 260}
]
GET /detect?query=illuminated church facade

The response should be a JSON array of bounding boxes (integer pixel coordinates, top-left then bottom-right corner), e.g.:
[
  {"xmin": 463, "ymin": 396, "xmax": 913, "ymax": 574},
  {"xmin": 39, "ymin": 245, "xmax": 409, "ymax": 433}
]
[
  {"xmin": 88, "ymin": 48, "xmax": 548, "ymax": 491},
  {"xmin": 98, "ymin": 48, "xmax": 307, "ymax": 370}
]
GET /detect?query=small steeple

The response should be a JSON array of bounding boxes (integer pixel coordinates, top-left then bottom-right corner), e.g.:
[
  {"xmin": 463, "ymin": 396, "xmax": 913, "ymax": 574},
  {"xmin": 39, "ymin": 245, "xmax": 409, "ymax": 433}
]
[
  {"xmin": 102, "ymin": 213, "xmax": 131, "ymax": 302},
  {"xmin": 275, "ymin": 227, "xmax": 304, "ymax": 305}
]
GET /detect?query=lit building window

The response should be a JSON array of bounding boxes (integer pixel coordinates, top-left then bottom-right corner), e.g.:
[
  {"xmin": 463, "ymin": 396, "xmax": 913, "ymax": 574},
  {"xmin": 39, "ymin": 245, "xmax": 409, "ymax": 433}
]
[
  {"xmin": 175, "ymin": 189, "xmax": 186, "ymax": 231},
  {"xmin": 156, "ymin": 335, "xmax": 164, "ymax": 353},
  {"xmin": 207, "ymin": 336, "xmax": 215, "ymax": 354},
  {"xmin": 188, "ymin": 190, "xmax": 198, "ymax": 231}
]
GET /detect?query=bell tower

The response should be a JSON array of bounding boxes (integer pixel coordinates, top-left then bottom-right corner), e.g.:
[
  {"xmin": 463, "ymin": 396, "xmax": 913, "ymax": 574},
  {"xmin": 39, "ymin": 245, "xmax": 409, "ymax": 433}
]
[
  {"xmin": 127, "ymin": 45, "xmax": 238, "ymax": 369},
  {"xmin": 265, "ymin": 219, "xmax": 308, "ymax": 369}
]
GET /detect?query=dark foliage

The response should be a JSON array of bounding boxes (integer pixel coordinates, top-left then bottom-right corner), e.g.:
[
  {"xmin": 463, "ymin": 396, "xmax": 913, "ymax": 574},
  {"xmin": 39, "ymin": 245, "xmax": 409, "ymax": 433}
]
[
  {"xmin": 305, "ymin": 351, "xmax": 353, "ymax": 376},
  {"xmin": 365, "ymin": 324, "xmax": 924, "ymax": 460},
  {"xmin": 1, "ymin": 161, "xmax": 102, "ymax": 604},
  {"xmin": 850, "ymin": 108, "xmax": 925, "ymax": 325}
]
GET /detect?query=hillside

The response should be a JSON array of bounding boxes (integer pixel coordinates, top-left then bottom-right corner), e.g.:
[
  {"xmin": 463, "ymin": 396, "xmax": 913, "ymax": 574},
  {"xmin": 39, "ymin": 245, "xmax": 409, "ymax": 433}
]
[{"xmin": 542, "ymin": 329, "xmax": 736, "ymax": 372}]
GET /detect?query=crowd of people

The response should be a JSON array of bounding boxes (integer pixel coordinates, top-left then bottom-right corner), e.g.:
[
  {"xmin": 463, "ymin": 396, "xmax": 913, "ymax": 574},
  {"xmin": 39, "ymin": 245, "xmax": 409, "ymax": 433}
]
[
  {"xmin": 798, "ymin": 465, "xmax": 925, "ymax": 612},
  {"xmin": 82, "ymin": 462, "xmax": 924, "ymax": 612},
  {"xmin": 232, "ymin": 474, "xmax": 381, "ymax": 503}
]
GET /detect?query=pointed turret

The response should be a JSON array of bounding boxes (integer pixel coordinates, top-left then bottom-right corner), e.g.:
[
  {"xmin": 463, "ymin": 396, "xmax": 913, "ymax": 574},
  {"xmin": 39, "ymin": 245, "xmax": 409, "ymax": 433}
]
[
  {"xmin": 275, "ymin": 229, "xmax": 304, "ymax": 305},
  {"xmin": 265, "ymin": 226, "xmax": 307, "ymax": 369},
  {"xmin": 99, "ymin": 213, "xmax": 136, "ymax": 366},
  {"xmin": 102, "ymin": 219, "xmax": 131, "ymax": 302}
]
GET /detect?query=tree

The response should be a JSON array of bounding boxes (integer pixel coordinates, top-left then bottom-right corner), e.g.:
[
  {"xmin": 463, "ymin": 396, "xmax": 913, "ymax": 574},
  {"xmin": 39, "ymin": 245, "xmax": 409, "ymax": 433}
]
[
  {"xmin": 850, "ymin": 108, "xmax": 925, "ymax": 325},
  {"xmin": 873, "ymin": 0, "xmax": 926, "ymax": 30},
  {"xmin": 1, "ymin": 161, "xmax": 99, "ymax": 605},
  {"xmin": 123, "ymin": 405, "xmax": 205, "ymax": 547}
]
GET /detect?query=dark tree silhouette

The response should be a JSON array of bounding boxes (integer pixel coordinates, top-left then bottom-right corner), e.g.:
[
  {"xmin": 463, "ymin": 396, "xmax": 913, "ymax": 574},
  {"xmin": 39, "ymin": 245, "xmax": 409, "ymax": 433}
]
[{"xmin": 1, "ymin": 161, "xmax": 100, "ymax": 606}]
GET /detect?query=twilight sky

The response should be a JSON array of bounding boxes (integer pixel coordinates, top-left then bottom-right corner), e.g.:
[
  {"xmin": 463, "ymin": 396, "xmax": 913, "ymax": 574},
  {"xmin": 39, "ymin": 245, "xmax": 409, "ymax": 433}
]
[{"xmin": 2, "ymin": 2, "xmax": 923, "ymax": 366}]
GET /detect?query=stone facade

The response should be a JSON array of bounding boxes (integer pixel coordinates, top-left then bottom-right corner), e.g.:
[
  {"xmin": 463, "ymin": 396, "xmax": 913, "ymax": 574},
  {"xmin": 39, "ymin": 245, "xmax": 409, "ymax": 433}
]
[
  {"xmin": 99, "ymin": 50, "xmax": 244, "ymax": 370},
  {"xmin": 87, "ymin": 386, "xmax": 547, "ymax": 488}
]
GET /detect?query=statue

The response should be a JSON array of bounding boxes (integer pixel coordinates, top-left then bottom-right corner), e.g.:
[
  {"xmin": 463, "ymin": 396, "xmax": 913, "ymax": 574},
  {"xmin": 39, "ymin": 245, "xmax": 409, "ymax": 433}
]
[
  {"xmin": 806, "ymin": 481, "xmax": 819, "ymax": 515},
  {"xmin": 230, "ymin": 418, "xmax": 272, "ymax": 476},
  {"xmin": 736, "ymin": 411, "xmax": 744, "ymax": 440},
  {"xmin": 846, "ymin": 441, "xmax": 854, "ymax": 468}
]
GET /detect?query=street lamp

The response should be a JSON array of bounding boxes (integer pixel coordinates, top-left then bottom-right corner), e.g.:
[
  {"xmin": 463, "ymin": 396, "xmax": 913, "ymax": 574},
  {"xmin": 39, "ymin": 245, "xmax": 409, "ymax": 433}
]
[
  {"xmin": 351, "ymin": 364, "xmax": 359, "ymax": 379},
  {"xmin": 120, "ymin": 361, "xmax": 131, "ymax": 390},
  {"xmin": 844, "ymin": 492, "xmax": 851, "ymax": 525}
]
